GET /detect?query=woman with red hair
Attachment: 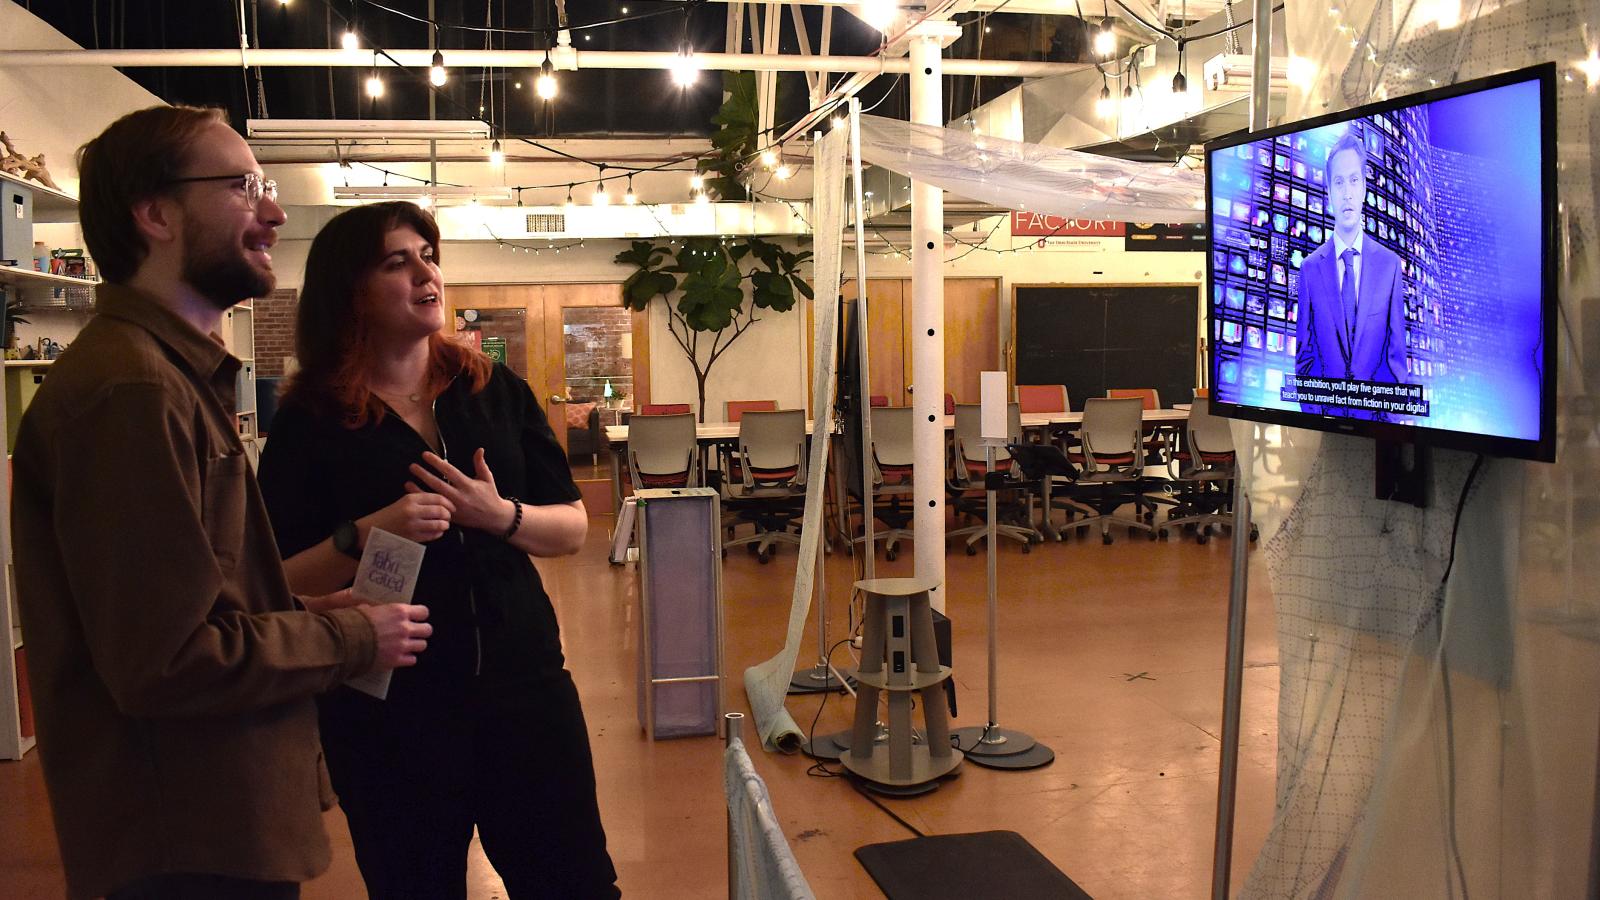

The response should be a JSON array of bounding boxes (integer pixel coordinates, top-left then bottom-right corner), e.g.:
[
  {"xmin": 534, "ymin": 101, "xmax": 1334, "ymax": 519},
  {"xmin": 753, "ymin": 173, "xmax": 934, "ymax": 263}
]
[{"xmin": 258, "ymin": 202, "xmax": 618, "ymax": 899}]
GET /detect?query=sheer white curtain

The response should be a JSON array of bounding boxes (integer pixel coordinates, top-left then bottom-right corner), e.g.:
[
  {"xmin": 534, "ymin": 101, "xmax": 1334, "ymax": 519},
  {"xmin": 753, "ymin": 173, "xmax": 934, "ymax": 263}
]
[
  {"xmin": 855, "ymin": 115, "xmax": 1205, "ymax": 224},
  {"xmin": 742, "ymin": 125, "xmax": 848, "ymax": 752}
]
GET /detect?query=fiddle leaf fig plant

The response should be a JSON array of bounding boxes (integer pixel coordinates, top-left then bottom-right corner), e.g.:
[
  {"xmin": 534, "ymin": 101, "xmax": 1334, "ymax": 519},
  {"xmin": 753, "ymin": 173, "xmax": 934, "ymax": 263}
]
[{"xmin": 615, "ymin": 235, "xmax": 812, "ymax": 422}]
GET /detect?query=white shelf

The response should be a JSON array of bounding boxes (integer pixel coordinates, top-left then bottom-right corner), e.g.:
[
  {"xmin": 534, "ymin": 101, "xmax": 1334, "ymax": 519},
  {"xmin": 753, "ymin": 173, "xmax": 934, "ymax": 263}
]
[
  {"xmin": 0, "ymin": 170, "xmax": 77, "ymax": 221},
  {"xmin": 0, "ymin": 266, "xmax": 98, "ymax": 290},
  {"xmin": 18, "ymin": 734, "xmax": 35, "ymax": 756},
  {"xmin": 4, "ymin": 360, "xmax": 54, "ymax": 368}
]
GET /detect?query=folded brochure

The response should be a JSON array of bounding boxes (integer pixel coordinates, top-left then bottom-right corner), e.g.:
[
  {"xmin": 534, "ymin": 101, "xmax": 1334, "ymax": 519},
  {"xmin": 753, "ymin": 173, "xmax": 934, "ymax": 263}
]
[{"xmin": 345, "ymin": 527, "xmax": 426, "ymax": 700}]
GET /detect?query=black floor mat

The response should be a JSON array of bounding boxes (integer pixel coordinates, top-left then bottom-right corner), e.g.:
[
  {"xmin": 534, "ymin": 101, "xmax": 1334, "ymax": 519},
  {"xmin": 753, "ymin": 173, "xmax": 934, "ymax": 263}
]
[{"xmin": 855, "ymin": 830, "xmax": 1093, "ymax": 899}]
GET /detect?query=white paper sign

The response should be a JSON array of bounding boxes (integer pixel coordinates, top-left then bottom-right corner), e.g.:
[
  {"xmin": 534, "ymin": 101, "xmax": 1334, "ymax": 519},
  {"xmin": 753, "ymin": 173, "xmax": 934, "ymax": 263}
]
[
  {"xmin": 345, "ymin": 527, "xmax": 426, "ymax": 700},
  {"xmin": 980, "ymin": 370, "xmax": 1008, "ymax": 441}
]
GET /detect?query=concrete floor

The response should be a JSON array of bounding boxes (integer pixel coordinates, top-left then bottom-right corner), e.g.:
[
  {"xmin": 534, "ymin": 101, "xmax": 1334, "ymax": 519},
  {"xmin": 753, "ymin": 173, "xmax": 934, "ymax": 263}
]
[{"xmin": 0, "ymin": 503, "xmax": 1280, "ymax": 899}]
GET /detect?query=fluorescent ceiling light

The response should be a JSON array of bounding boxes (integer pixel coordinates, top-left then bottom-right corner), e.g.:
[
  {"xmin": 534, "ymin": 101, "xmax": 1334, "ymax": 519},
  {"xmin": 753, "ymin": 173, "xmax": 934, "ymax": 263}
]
[{"xmin": 247, "ymin": 119, "xmax": 492, "ymax": 140}]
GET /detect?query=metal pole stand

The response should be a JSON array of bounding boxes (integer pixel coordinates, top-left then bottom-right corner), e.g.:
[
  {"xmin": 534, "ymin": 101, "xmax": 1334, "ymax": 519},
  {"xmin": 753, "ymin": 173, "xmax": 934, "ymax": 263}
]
[
  {"xmin": 790, "ymin": 531, "xmax": 858, "ymax": 694},
  {"xmin": 951, "ymin": 440, "xmax": 1056, "ymax": 770}
]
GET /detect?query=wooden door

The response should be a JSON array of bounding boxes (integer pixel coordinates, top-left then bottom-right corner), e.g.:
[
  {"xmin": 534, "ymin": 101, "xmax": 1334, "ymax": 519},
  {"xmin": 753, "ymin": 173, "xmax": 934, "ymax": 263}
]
[
  {"xmin": 445, "ymin": 283, "xmax": 625, "ymax": 452},
  {"xmin": 840, "ymin": 279, "xmax": 908, "ymax": 406},
  {"xmin": 541, "ymin": 283, "xmax": 627, "ymax": 451},
  {"xmin": 938, "ymin": 277, "xmax": 1001, "ymax": 405}
]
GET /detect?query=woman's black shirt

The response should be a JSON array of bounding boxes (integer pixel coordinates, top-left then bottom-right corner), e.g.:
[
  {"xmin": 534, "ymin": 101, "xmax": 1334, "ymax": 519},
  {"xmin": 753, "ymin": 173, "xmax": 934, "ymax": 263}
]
[{"xmin": 258, "ymin": 364, "xmax": 582, "ymax": 694}]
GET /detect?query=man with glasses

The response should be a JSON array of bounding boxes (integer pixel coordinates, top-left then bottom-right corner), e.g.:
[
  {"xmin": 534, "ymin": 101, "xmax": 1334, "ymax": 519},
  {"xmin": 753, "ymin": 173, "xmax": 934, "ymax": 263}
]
[{"xmin": 11, "ymin": 105, "xmax": 434, "ymax": 900}]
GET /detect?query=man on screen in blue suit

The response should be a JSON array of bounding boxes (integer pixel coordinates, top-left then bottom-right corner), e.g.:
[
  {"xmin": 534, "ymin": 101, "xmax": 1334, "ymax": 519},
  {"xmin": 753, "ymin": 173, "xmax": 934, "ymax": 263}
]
[{"xmin": 1295, "ymin": 128, "xmax": 1407, "ymax": 415}]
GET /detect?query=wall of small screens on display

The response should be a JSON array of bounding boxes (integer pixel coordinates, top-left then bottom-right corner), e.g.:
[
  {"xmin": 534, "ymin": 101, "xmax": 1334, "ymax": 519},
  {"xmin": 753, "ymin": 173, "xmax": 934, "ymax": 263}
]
[{"xmin": 1204, "ymin": 63, "xmax": 1556, "ymax": 462}]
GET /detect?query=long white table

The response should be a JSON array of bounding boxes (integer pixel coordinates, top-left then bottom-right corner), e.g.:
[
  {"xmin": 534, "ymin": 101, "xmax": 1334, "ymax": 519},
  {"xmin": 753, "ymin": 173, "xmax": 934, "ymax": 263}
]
[
  {"xmin": 600, "ymin": 408, "xmax": 1189, "ymax": 447},
  {"xmin": 601, "ymin": 408, "xmax": 1193, "ymax": 525}
]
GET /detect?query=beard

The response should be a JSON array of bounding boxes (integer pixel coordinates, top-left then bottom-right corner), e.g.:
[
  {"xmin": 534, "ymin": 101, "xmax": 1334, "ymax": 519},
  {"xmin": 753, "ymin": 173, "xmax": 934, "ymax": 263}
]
[{"xmin": 181, "ymin": 216, "xmax": 275, "ymax": 310}]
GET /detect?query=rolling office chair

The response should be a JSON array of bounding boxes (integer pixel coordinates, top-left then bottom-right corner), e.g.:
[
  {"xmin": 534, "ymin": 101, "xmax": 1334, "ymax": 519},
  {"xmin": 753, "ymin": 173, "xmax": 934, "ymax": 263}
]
[
  {"xmin": 1069, "ymin": 397, "xmax": 1160, "ymax": 544},
  {"xmin": 725, "ymin": 399, "xmax": 777, "ymax": 422},
  {"xmin": 854, "ymin": 406, "xmax": 916, "ymax": 561},
  {"xmin": 626, "ymin": 412, "xmax": 700, "ymax": 490},
  {"xmin": 640, "ymin": 402, "xmax": 693, "ymax": 416},
  {"xmin": 1159, "ymin": 398, "xmax": 1258, "ymax": 544},
  {"xmin": 1015, "ymin": 384, "xmax": 1070, "ymax": 415},
  {"xmin": 722, "ymin": 399, "xmax": 778, "ymax": 488},
  {"xmin": 946, "ymin": 402, "xmax": 1039, "ymax": 554},
  {"xmin": 721, "ymin": 409, "xmax": 808, "ymax": 564}
]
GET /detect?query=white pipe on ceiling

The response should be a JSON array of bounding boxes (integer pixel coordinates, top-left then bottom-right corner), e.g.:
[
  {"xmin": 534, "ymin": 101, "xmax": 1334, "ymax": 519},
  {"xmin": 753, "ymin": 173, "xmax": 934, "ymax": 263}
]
[{"xmin": 0, "ymin": 48, "xmax": 1087, "ymax": 78}]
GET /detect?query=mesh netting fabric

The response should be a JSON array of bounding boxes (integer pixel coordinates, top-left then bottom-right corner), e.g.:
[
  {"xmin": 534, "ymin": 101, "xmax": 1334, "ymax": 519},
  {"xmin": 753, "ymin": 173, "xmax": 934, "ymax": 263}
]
[{"xmin": 1238, "ymin": 0, "xmax": 1600, "ymax": 895}]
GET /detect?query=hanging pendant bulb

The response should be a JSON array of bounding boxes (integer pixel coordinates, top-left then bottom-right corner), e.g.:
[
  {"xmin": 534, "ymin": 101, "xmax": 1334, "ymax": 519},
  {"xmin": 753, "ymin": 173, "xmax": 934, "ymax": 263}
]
[
  {"xmin": 536, "ymin": 55, "xmax": 558, "ymax": 100},
  {"xmin": 1094, "ymin": 18, "xmax": 1117, "ymax": 58},
  {"xmin": 429, "ymin": 50, "xmax": 447, "ymax": 87},
  {"xmin": 624, "ymin": 175, "xmax": 638, "ymax": 205},
  {"xmin": 670, "ymin": 46, "xmax": 699, "ymax": 87},
  {"xmin": 489, "ymin": 139, "xmax": 504, "ymax": 167},
  {"xmin": 564, "ymin": 184, "xmax": 576, "ymax": 210},
  {"xmin": 341, "ymin": 29, "xmax": 360, "ymax": 51},
  {"xmin": 365, "ymin": 70, "xmax": 385, "ymax": 98}
]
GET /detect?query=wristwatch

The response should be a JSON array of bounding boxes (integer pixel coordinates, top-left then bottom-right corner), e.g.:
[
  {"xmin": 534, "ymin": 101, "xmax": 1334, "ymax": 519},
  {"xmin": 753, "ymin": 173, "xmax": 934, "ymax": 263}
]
[{"xmin": 332, "ymin": 520, "xmax": 362, "ymax": 560}]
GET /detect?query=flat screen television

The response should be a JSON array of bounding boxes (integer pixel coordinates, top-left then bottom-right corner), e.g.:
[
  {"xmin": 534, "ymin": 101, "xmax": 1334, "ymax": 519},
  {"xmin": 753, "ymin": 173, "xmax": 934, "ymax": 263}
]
[{"xmin": 1204, "ymin": 63, "xmax": 1557, "ymax": 462}]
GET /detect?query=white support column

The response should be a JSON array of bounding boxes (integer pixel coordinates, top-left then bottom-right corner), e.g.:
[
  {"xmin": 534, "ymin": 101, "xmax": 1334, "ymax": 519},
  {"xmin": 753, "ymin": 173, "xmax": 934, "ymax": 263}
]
[{"xmin": 909, "ymin": 34, "xmax": 948, "ymax": 613}]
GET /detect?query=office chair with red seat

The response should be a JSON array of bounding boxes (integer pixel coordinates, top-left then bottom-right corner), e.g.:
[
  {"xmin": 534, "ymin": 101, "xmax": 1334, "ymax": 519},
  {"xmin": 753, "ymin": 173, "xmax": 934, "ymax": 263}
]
[
  {"xmin": 1068, "ymin": 397, "xmax": 1161, "ymax": 544},
  {"xmin": 725, "ymin": 399, "xmax": 777, "ymax": 422},
  {"xmin": 946, "ymin": 402, "xmax": 1039, "ymax": 553},
  {"xmin": 1159, "ymin": 398, "xmax": 1256, "ymax": 544},
  {"xmin": 640, "ymin": 402, "xmax": 693, "ymax": 416},
  {"xmin": 721, "ymin": 410, "xmax": 808, "ymax": 563}
]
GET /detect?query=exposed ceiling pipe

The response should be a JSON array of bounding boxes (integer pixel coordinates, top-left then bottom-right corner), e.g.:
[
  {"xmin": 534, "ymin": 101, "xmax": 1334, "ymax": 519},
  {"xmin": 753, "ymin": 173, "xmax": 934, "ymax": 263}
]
[{"xmin": 0, "ymin": 48, "xmax": 1087, "ymax": 78}]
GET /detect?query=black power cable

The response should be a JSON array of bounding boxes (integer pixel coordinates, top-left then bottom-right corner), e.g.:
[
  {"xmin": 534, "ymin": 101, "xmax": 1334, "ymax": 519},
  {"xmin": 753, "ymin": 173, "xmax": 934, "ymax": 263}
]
[{"xmin": 1436, "ymin": 453, "xmax": 1484, "ymax": 900}]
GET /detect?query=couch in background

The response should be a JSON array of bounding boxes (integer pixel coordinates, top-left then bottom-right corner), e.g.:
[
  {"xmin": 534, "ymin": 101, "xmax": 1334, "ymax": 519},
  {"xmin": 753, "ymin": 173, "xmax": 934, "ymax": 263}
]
[{"xmin": 565, "ymin": 401, "xmax": 603, "ymax": 463}]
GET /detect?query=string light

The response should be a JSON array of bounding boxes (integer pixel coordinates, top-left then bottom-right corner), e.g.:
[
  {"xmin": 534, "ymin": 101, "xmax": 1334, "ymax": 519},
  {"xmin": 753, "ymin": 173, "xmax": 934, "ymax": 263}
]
[
  {"xmin": 341, "ymin": 29, "xmax": 360, "ymax": 51},
  {"xmin": 1096, "ymin": 76, "xmax": 1115, "ymax": 119},
  {"xmin": 859, "ymin": 0, "xmax": 898, "ymax": 32},
  {"xmin": 1095, "ymin": 18, "xmax": 1117, "ymax": 58},
  {"xmin": 760, "ymin": 148, "xmax": 777, "ymax": 168},
  {"xmin": 536, "ymin": 51, "xmax": 558, "ymax": 100},
  {"xmin": 429, "ymin": 49, "xmax": 447, "ymax": 86},
  {"xmin": 690, "ymin": 173, "xmax": 705, "ymax": 190},
  {"xmin": 1171, "ymin": 34, "xmax": 1188, "ymax": 94},
  {"xmin": 365, "ymin": 70, "xmax": 384, "ymax": 98},
  {"xmin": 593, "ymin": 166, "xmax": 610, "ymax": 205},
  {"xmin": 564, "ymin": 184, "xmax": 576, "ymax": 210},
  {"xmin": 624, "ymin": 175, "xmax": 638, "ymax": 205},
  {"xmin": 774, "ymin": 164, "xmax": 793, "ymax": 180},
  {"xmin": 670, "ymin": 47, "xmax": 699, "ymax": 87},
  {"xmin": 489, "ymin": 138, "xmax": 504, "ymax": 167},
  {"xmin": 1578, "ymin": 50, "xmax": 1600, "ymax": 90}
]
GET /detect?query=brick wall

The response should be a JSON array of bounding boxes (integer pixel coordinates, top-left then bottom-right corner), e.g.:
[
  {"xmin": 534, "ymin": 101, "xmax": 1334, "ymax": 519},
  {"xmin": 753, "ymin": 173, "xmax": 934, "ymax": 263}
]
[
  {"xmin": 563, "ymin": 307, "xmax": 633, "ymax": 404},
  {"xmin": 255, "ymin": 288, "xmax": 297, "ymax": 377}
]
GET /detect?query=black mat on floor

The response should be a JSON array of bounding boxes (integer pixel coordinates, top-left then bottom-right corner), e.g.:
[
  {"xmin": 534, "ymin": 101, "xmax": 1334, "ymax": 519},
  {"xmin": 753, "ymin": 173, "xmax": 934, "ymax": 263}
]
[{"xmin": 854, "ymin": 830, "xmax": 1092, "ymax": 899}]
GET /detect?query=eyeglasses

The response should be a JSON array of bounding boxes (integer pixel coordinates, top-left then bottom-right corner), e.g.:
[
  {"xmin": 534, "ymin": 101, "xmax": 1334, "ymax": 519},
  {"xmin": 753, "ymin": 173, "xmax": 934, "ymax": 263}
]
[{"xmin": 164, "ymin": 172, "xmax": 278, "ymax": 207}]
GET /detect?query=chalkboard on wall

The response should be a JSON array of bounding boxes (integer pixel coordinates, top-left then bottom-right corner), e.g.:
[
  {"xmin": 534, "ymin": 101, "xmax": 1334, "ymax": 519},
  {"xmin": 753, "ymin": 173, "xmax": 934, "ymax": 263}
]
[{"xmin": 1013, "ymin": 285, "xmax": 1199, "ymax": 410}]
